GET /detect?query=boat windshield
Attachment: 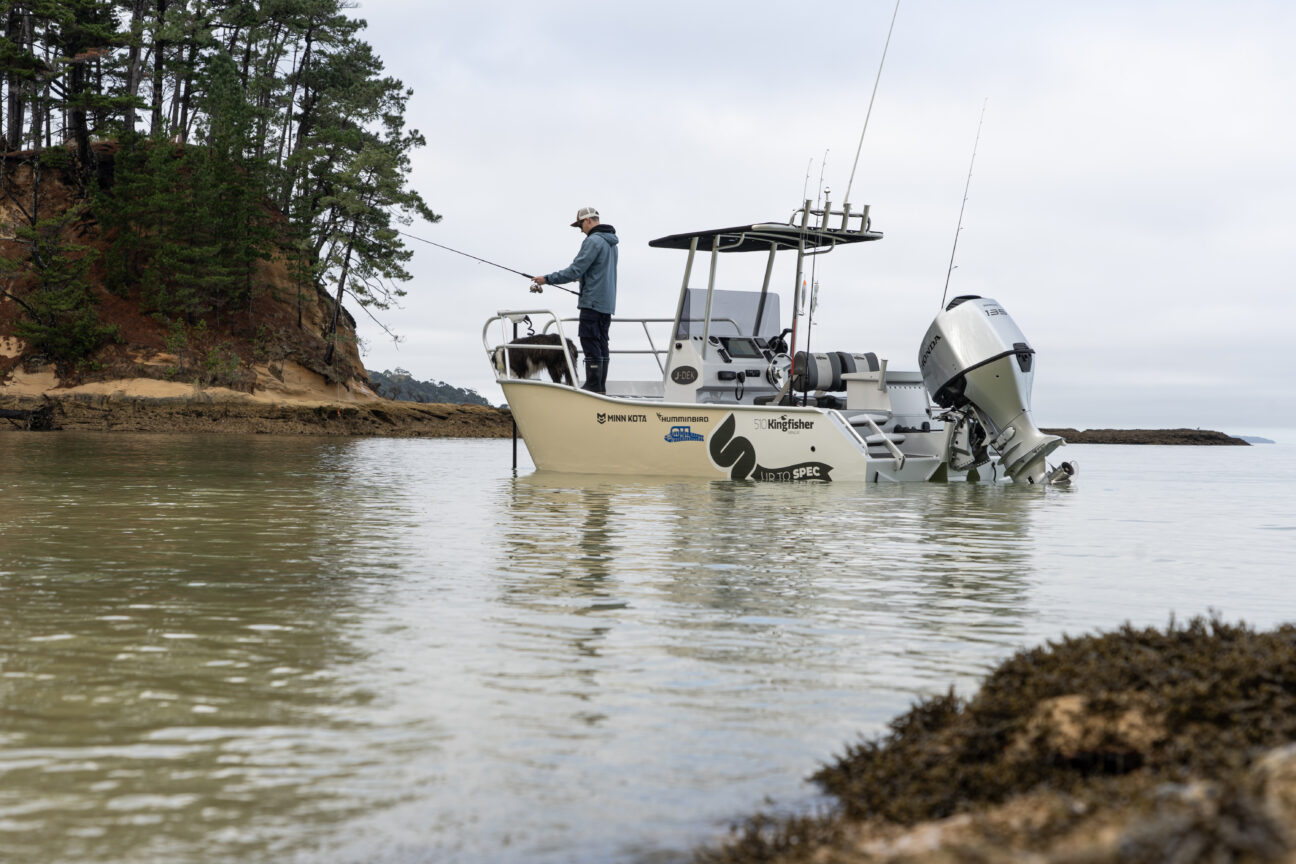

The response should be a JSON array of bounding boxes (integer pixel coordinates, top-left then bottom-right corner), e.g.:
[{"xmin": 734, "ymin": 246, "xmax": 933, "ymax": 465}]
[{"xmin": 676, "ymin": 289, "xmax": 781, "ymax": 340}]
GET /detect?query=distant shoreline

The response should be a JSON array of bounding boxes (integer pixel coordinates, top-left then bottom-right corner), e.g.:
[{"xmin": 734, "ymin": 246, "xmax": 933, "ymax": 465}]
[
  {"xmin": 1, "ymin": 392, "xmax": 514, "ymax": 437},
  {"xmin": 1, "ymin": 393, "xmax": 1252, "ymax": 443},
  {"xmin": 1041, "ymin": 427, "xmax": 1249, "ymax": 445},
  {"xmin": 0, "ymin": 393, "xmax": 1254, "ymax": 443}
]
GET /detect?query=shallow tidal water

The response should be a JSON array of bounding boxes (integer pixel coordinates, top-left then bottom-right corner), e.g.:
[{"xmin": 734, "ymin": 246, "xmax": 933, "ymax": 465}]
[{"xmin": 2, "ymin": 431, "xmax": 1295, "ymax": 863}]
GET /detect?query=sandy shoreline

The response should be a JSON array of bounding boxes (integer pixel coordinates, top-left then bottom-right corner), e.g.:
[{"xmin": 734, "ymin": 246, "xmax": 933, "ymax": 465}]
[{"xmin": 1, "ymin": 388, "xmax": 513, "ymax": 438}]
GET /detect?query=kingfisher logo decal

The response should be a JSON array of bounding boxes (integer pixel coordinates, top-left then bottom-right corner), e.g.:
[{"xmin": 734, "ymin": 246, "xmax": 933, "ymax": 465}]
[
  {"xmin": 754, "ymin": 415, "xmax": 815, "ymax": 433},
  {"xmin": 708, "ymin": 414, "xmax": 833, "ymax": 482},
  {"xmin": 664, "ymin": 425, "xmax": 704, "ymax": 443}
]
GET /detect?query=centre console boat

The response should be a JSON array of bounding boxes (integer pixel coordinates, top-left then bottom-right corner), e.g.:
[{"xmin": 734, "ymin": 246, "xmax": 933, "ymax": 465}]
[{"xmin": 484, "ymin": 200, "xmax": 1075, "ymax": 484}]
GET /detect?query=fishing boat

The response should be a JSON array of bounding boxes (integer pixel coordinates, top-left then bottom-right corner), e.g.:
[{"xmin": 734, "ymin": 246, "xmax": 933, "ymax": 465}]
[{"xmin": 483, "ymin": 200, "xmax": 1075, "ymax": 484}]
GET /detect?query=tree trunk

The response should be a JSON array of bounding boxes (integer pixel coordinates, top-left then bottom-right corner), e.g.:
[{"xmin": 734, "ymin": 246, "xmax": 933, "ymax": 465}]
[
  {"xmin": 279, "ymin": 23, "xmax": 314, "ymax": 209},
  {"xmin": 322, "ymin": 225, "xmax": 357, "ymax": 366},
  {"xmin": 150, "ymin": 0, "xmax": 167, "ymax": 134},
  {"xmin": 3, "ymin": 9, "xmax": 20, "ymax": 148},
  {"xmin": 5, "ymin": 9, "xmax": 32, "ymax": 149},
  {"xmin": 122, "ymin": 0, "xmax": 147, "ymax": 136},
  {"xmin": 68, "ymin": 62, "xmax": 93, "ymax": 177},
  {"xmin": 176, "ymin": 40, "xmax": 198, "ymax": 141}
]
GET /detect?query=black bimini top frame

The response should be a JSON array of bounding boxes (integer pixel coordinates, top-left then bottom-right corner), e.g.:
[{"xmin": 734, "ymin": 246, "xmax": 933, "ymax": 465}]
[
  {"xmin": 653, "ymin": 201, "xmax": 883, "ymax": 354},
  {"xmin": 648, "ymin": 221, "xmax": 882, "ymax": 254}
]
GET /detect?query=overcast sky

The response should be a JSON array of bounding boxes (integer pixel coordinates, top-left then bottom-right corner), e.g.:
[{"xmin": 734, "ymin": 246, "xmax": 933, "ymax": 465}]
[{"xmin": 349, "ymin": 0, "xmax": 1295, "ymax": 432}]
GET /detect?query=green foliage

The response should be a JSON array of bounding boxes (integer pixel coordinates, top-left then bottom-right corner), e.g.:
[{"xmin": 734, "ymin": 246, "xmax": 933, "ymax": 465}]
[
  {"xmin": 36, "ymin": 147, "xmax": 73, "ymax": 171},
  {"xmin": 94, "ymin": 126, "xmax": 271, "ymax": 321},
  {"xmin": 4, "ymin": 0, "xmax": 439, "ymax": 366},
  {"xmin": 367, "ymin": 368, "xmax": 492, "ymax": 406},
  {"xmin": 11, "ymin": 281, "xmax": 119, "ymax": 365},
  {"xmin": 201, "ymin": 342, "xmax": 241, "ymax": 386},
  {"xmin": 0, "ymin": 205, "xmax": 119, "ymax": 366}
]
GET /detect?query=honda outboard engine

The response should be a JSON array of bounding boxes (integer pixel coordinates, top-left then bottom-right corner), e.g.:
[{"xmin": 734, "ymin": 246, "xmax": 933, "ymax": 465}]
[{"xmin": 919, "ymin": 296, "xmax": 1072, "ymax": 484}]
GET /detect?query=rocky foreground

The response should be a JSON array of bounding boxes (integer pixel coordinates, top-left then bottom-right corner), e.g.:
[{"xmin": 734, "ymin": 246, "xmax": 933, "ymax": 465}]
[{"xmin": 699, "ymin": 618, "xmax": 1296, "ymax": 863}]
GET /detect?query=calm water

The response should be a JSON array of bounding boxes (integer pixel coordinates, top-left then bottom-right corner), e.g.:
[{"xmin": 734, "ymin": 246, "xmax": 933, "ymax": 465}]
[{"xmin": 2, "ymin": 432, "xmax": 1295, "ymax": 864}]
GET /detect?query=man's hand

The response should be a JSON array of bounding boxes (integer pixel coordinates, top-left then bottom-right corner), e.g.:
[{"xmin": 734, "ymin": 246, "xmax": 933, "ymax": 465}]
[{"xmin": 533, "ymin": 275, "xmax": 547, "ymax": 286}]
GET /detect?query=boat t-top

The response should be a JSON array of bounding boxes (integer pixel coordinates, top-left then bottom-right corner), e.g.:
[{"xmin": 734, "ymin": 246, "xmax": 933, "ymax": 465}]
[{"xmin": 484, "ymin": 199, "xmax": 1075, "ymax": 485}]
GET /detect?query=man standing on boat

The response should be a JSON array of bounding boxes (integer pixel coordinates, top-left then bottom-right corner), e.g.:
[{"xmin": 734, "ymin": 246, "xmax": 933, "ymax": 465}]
[{"xmin": 531, "ymin": 207, "xmax": 619, "ymax": 394}]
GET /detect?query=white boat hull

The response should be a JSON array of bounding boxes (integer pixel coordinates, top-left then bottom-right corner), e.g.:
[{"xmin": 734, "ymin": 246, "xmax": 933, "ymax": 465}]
[{"xmin": 503, "ymin": 380, "xmax": 943, "ymax": 482}]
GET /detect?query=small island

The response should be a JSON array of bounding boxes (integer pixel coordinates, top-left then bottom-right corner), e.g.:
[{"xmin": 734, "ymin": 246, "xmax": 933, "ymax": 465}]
[{"xmin": 1042, "ymin": 428, "xmax": 1250, "ymax": 446}]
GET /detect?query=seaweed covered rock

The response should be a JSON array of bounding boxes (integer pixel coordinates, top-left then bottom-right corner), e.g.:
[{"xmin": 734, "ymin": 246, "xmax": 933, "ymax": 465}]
[{"xmin": 701, "ymin": 618, "xmax": 1296, "ymax": 863}]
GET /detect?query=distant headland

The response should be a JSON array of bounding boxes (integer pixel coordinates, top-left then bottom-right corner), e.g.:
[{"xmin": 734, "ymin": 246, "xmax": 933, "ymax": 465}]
[{"xmin": 1041, "ymin": 428, "xmax": 1250, "ymax": 446}]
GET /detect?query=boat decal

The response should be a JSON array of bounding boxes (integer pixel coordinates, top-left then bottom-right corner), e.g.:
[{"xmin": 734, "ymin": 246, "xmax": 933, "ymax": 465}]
[
  {"xmin": 597, "ymin": 412, "xmax": 648, "ymax": 424},
  {"xmin": 656, "ymin": 412, "xmax": 710, "ymax": 423},
  {"xmin": 751, "ymin": 463, "xmax": 831, "ymax": 482},
  {"xmin": 670, "ymin": 366, "xmax": 699, "ymax": 385},
  {"xmin": 709, "ymin": 414, "xmax": 833, "ymax": 482},
  {"xmin": 753, "ymin": 415, "xmax": 815, "ymax": 433},
  {"xmin": 664, "ymin": 425, "xmax": 704, "ymax": 443}
]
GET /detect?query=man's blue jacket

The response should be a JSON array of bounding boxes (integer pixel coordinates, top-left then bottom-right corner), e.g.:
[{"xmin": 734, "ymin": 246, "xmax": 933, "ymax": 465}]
[{"xmin": 544, "ymin": 224, "xmax": 618, "ymax": 314}]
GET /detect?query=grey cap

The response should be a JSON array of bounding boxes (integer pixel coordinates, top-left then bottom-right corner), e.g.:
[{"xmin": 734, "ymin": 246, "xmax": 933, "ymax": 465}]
[{"xmin": 570, "ymin": 206, "xmax": 599, "ymax": 227}]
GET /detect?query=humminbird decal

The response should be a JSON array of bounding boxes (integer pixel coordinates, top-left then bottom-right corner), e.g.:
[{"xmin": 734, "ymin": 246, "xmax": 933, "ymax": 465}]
[
  {"xmin": 656, "ymin": 413, "xmax": 710, "ymax": 423},
  {"xmin": 664, "ymin": 425, "xmax": 704, "ymax": 443},
  {"xmin": 709, "ymin": 414, "xmax": 833, "ymax": 482}
]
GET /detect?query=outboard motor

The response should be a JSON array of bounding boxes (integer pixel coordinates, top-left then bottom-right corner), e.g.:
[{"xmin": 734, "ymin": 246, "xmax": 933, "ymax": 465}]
[{"xmin": 919, "ymin": 296, "xmax": 1071, "ymax": 484}]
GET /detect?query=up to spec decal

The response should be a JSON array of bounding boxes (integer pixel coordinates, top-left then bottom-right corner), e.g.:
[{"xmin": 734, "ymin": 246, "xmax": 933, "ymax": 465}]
[{"xmin": 708, "ymin": 414, "xmax": 833, "ymax": 482}]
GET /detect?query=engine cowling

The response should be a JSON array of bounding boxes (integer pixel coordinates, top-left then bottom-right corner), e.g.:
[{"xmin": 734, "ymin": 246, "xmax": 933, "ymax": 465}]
[{"xmin": 919, "ymin": 295, "xmax": 1066, "ymax": 484}]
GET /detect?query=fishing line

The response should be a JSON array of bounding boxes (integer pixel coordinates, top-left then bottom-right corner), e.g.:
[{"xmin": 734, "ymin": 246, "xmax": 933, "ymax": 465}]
[
  {"xmin": 940, "ymin": 98, "xmax": 988, "ymax": 310},
  {"xmin": 396, "ymin": 229, "xmax": 579, "ymax": 295}
]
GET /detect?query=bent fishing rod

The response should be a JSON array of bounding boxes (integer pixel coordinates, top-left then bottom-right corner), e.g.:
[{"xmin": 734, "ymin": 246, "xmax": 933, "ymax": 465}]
[{"xmin": 397, "ymin": 229, "xmax": 579, "ymax": 295}]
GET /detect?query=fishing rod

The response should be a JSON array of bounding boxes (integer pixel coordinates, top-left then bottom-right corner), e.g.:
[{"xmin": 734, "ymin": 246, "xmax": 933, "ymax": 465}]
[
  {"xmin": 396, "ymin": 229, "xmax": 579, "ymax": 295},
  {"xmin": 842, "ymin": 0, "xmax": 901, "ymax": 210},
  {"xmin": 940, "ymin": 98, "xmax": 988, "ymax": 310}
]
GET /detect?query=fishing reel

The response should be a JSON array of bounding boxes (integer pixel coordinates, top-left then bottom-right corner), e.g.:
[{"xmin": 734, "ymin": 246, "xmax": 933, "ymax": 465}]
[{"xmin": 528, "ymin": 281, "xmax": 544, "ymax": 294}]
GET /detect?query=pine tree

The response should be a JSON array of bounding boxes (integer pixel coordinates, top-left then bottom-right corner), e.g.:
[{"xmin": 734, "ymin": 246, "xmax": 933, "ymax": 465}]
[
  {"xmin": 0, "ymin": 201, "xmax": 118, "ymax": 366},
  {"xmin": 4, "ymin": 0, "xmax": 441, "ymax": 365}
]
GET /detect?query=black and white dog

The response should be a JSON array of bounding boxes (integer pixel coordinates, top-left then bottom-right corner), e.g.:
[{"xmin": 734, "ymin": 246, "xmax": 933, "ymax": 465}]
[{"xmin": 492, "ymin": 333, "xmax": 579, "ymax": 386}]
